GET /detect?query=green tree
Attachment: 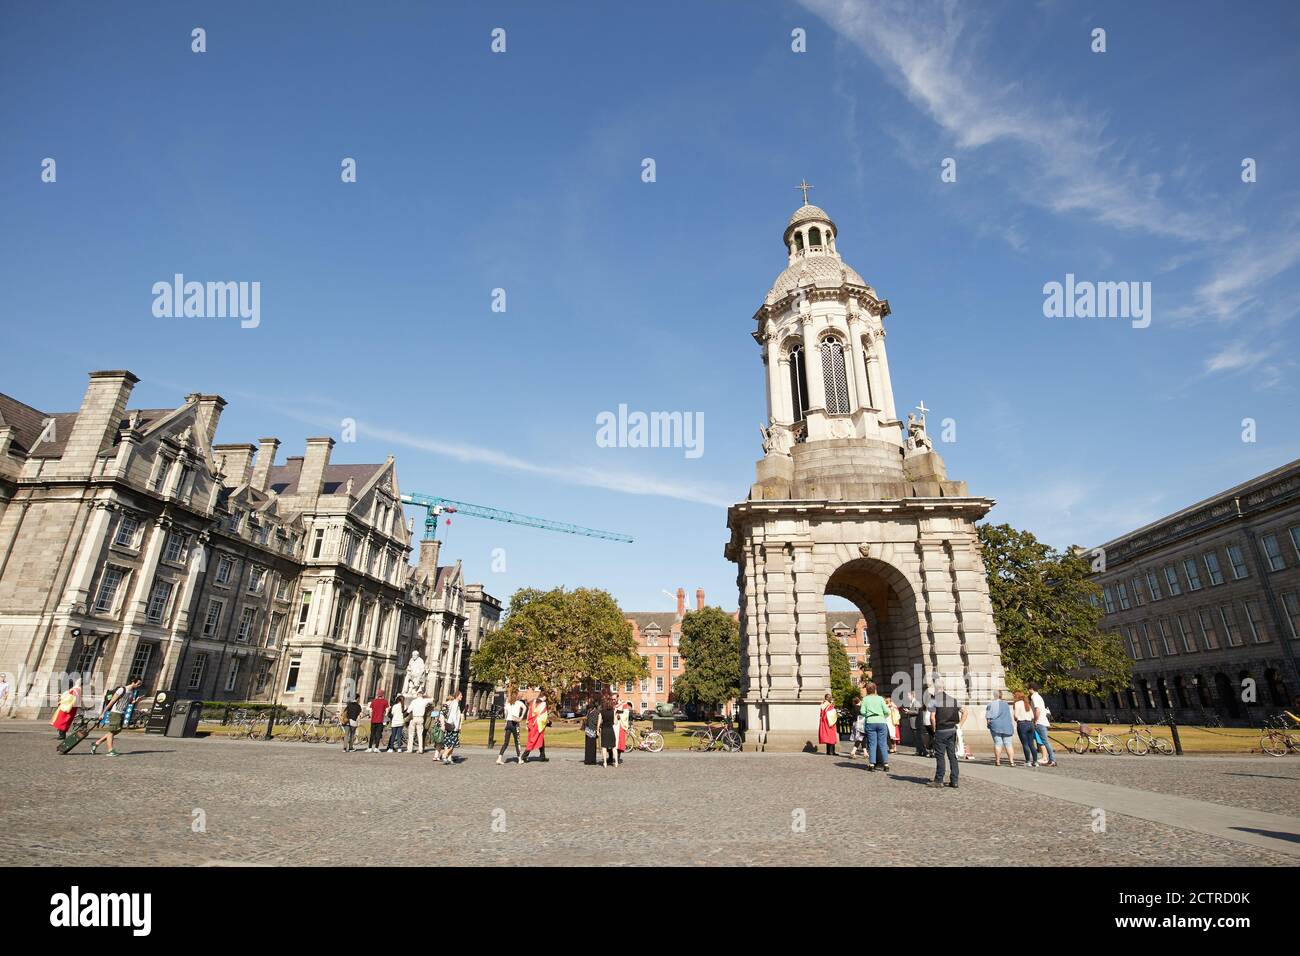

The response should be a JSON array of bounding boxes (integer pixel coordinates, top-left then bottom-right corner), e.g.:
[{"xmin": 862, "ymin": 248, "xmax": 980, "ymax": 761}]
[
  {"xmin": 469, "ymin": 586, "xmax": 646, "ymax": 704},
  {"xmin": 978, "ymin": 523, "xmax": 1131, "ymax": 696},
  {"xmin": 673, "ymin": 606, "xmax": 741, "ymax": 717},
  {"xmin": 826, "ymin": 631, "xmax": 856, "ymax": 710}
]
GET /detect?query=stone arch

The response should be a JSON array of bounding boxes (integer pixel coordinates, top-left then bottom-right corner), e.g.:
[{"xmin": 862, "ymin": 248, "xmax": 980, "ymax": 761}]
[{"xmin": 821, "ymin": 549, "xmax": 925, "ymax": 698}]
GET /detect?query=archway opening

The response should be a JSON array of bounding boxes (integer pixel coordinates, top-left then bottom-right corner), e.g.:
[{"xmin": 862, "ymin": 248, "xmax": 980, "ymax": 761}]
[{"xmin": 823, "ymin": 557, "xmax": 924, "ymax": 701}]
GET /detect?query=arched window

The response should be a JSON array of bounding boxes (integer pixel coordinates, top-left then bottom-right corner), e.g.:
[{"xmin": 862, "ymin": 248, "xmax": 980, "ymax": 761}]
[
  {"xmin": 788, "ymin": 344, "xmax": 809, "ymax": 421},
  {"xmin": 809, "ymin": 227, "xmax": 822, "ymax": 247},
  {"xmin": 793, "ymin": 232, "xmax": 804, "ymax": 252},
  {"xmin": 820, "ymin": 337, "xmax": 850, "ymax": 414}
]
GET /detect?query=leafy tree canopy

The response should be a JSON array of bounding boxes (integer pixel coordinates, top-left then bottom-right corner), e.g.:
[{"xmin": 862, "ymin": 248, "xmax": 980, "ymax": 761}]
[{"xmin": 672, "ymin": 606, "xmax": 741, "ymax": 716}]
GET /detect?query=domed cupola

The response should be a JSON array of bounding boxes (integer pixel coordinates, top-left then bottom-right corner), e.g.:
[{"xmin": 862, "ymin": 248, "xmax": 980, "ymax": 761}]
[{"xmin": 782, "ymin": 181, "xmax": 839, "ymax": 263}]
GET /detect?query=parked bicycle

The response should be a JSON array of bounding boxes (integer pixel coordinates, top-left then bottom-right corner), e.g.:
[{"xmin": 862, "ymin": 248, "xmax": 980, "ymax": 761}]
[
  {"xmin": 689, "ymin": 720, "xmax": 743, "ymax": 752},
  {"xmin": 1125, "ymin": 717, "xmax": 1173, "ymax": 755},
  {"xmin": 1260, "ymin": 711, "xmax": 1300, "ymax": 756},
  {"xmin": 625, "ymin": 724, "xmax": 665, "ymax": 753},
  {"xmin": 1072, "ymin": 721, "xmax": 1121, "ymax": 755}
]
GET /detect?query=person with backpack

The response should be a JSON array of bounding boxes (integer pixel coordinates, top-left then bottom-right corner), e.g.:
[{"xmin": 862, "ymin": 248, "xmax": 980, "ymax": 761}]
[
  {"xmin": 90, "ymin": 677, "xmax": 142, "ymax": 756},
  {"xmin": 341, "ymin": 697, "xmax": 362, "ymax": 752},
  {"xmin": 438, "ymin": 691, "xmax": 462, "ymax": 764}
]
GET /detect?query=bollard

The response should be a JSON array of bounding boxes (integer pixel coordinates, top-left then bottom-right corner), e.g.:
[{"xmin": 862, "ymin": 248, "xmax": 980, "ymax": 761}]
[
  {"xmin": 1166, "ymin": 712, "xmax": 1183, "ymax": 755},
  {"xmin": 487, "ymin": 712, "xmax": 497, "ymax": 749}
]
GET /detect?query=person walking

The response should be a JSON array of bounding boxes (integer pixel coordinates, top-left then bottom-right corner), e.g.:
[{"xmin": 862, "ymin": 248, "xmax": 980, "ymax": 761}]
[
  {"xmin": 407, "ymin": 691, "xmax": 430, "ymax": 753},
  {"xmin": 90, "ymin": 677, "xmax": 141, "ymax": 756},
  {"xmin": 818, "ymin": 693, "xmax": 839, "ymax": 755},
  {"xmin": 438, "ymin": 691, "xmax": 462, "ymax": 764},
  {"xmin": 1028, "ymin": 682, "xmax": 1058, "ymax": 767},
  {"xmin": 887, "ymin": 697, "xmax": 901, "ymax": 754},
  {"xmin": 1012, "ymin": 690, "xmax": 1038, "ymax": 768},
  {"xmin": 927, "ymin": 689, "xmax": 965, "ymax": 789},
  {"xmin": 386, "ymin": 695, "xmax": 406, "ymax": 753},
  {"xmin": 859, "ymin": 682, "xmax": 891, "ymax": 772},
  {"xmin": 521, "ymin": 693, "xmax": 549, "ymax": 763},
  {"xmin": 985, "ymin": 690, "xmax": 1016, "ymax": 766},
  {"xmin": 50, "ymin": 679, "xmax": 82, "ymax": 740},
  {"xmin": 583, "ymin": 697, "xmax": 600, "ymax": 766},
  {"xmin": 496, "ymin": 689, "xmax": 525, "ymax": 765},
  {"xmin": 367, "ymin": 689, "xmax": 389, "ymax": 753},
  {"xmin": 341, "ymin": 697, "xmax": 362, "ymax": 752},
  {"xmin": 598, "ymin": 696, "xmax": 617, "ymax": 766}
]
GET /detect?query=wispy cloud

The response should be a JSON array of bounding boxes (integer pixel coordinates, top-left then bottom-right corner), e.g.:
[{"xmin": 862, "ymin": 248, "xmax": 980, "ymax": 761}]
[
  {"xmin": 224, "ymin": 389, "xmax": 733, "ymax": 509},
  {"xmin": 799, "ymin": 0, "xmax": 1226, "ymax": 243}
]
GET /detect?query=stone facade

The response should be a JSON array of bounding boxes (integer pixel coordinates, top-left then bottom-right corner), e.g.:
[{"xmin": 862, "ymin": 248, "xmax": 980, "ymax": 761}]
[
  {"xmin": 1056, "ymin": 460, "xmax": 1300, "ymax": 725},
  {"xmin": 0, "ymin": 371, "xmax": 483, "ymax": 717},
  {"xmin": 725, "ymin": 197, "xmax": 1005, "ymax": 750},
  {"xmin": 462, "ymin": 582, "xmax": 502, "ymax": 713}
]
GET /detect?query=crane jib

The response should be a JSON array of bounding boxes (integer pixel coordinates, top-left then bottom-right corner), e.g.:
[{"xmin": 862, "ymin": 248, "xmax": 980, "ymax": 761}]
[{"xmin": 400, "ymin": 493, "xmax": 632, "ymax": 543}]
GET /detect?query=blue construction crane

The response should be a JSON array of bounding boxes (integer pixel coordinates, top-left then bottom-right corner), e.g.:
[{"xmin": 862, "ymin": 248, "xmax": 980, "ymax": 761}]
[{"xmin": 399, "ymin": 493, "xmax": 633, "ymax": 544}]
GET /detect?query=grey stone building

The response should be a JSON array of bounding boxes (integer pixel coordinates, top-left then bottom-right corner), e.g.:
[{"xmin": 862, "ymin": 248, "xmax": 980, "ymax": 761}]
[
  {"xmin": 0, "ymin": 370, "xmax": 479, "ymax": 717},
  {"xmin": 461, "ymin": 583, "xmax": 502, "ymax": 713},
  {"xmin": 1061, "ymin": 459, "xmax": 1300, "ymax": 725}
]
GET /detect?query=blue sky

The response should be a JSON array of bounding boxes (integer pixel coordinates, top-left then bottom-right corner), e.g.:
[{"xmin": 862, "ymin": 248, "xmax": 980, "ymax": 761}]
[{"xmin": 2, "ymin": 1, "xmax": 1298, "ymax": 614}]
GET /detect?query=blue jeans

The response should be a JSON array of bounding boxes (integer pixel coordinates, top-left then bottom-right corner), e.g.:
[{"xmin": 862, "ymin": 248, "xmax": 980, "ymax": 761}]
[
  {"xmin": 865, "ymin": 722, "xmax": 890, "ymax": 767},
  {"xmin": 1035, "ymin": 724, "xmax": 1056, "ymax": 763},
  {"xmin": 387, "ymin": 726, "xmax": 404, "ymax": 751},
  {"xmin": 933, "ymin": 727, "xmax": 959, "ymax": 783},
  {"xmin": 1016, "ymin": 720, "xmax": 1038, "ymax": 765}
]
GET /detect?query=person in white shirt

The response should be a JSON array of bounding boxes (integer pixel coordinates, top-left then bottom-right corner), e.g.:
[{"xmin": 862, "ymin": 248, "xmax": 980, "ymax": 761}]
[
  {"xmin": 496, "ymin": 689, "xmax": 526, "ymax": 765},
  {"xmin": 1027, "ymin": 683, "xmax": 1058, "ymax": 767},
  {"xmin": 386, "ymin": 695, "xmax": 407, "ymax": 752},
  {"xmin": 406, "ymin": 693, "xmax": 430, "ymax": 753},
  {"xmin": 439, "ymin": 691, "xmax": 463, "ymax": 765}
]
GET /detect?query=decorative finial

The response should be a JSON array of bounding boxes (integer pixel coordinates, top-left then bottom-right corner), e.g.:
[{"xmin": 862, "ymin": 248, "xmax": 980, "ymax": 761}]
[{"xmin": 796, "ymin": 179, "xmax": 814, "ymax": 205}]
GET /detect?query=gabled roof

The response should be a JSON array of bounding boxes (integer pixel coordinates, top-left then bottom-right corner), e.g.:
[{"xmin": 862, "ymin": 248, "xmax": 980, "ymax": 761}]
[{"xmin": 0, "ymin": 393, "xmax": 176, "ymax": 459}]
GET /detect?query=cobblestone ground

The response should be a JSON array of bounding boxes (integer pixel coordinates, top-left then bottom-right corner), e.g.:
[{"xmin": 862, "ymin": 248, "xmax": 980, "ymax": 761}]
[
  {"xmin": 1037, "ymin": 753, "xmax": 1300, "ymax": 817},
  {"xmin": 1, "ymin": 724, "xmax": 1293, "ymax": 866}
]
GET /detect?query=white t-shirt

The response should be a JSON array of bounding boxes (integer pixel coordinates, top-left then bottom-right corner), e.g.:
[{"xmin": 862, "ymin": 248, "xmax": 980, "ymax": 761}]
[
  {"xmin": 443, "ymin": 700, "xmax": 461, "ymax": 730},
  {"xmin": 1030, "ymin": 692, "xmax": 1050, "ymax": 727},
  {"xmin": 506, "ymin": 700, "xmax": 527, "ymax": 722},
  {"xmin": 390, "ymin": 701, "xmax": 406, "ymax": 726},
  {"xmin": 408, "ymin": 696, "xmax": 428, "ymax": 719}
]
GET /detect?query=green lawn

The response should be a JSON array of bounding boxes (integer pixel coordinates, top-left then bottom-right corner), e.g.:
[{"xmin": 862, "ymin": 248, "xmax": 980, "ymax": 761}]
[{"xmin": 1043, "ymin": 723, "xmax": 1268, "ymax": 754}]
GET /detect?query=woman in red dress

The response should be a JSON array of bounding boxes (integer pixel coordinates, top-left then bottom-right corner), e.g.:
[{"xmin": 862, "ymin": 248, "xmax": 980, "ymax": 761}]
[
  {"xmin": 818, "ymin": 692, "xmax": 839, "ymax": 756},
  {"xmin": 50, "ymin": 680, "xmax": 82, "ymax": 740},
  {"xmin": 521, "ymin": 693, "xmax": 549, "ymax": 763}
]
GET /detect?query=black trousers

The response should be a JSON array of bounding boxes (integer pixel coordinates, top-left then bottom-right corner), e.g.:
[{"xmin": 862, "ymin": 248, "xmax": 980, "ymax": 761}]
[
  {"xmin": 498, "ymin": 721, "xmax": 521, "ymax": 757},
  {"xmin": 369, "ymin": 723, "xmax": 384, "ymax": 749},
  {"xmin": 933, "ymin": 728, "xmax": 959, "ymax": 783},
  {"xmin": 584, "ymin": 734, "xmax": 598, "ymax": 764}
]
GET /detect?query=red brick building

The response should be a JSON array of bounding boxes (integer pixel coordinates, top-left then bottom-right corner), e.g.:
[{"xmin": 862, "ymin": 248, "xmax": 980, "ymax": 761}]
[{"xmin": 826, "ymin": 611, "xmax": 871, "ymax": 682}]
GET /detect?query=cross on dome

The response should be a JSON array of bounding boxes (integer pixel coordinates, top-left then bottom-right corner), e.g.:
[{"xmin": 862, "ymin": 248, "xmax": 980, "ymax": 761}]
[{"xmin": 796, "ymin": 179, "xmax": 814, "ymax": 204}]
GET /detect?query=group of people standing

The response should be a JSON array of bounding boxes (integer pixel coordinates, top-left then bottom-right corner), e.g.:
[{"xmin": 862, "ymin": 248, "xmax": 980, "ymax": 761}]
[
  {"xmin": 341, "ymin": 688, "xmax": 464, "ymax": 764},
  {"xmin": 496, "ymin": 689, "xmax": 551, "ymax": 764},
  {"xmin": 986, "ymin": 684, "xmax": 1058, "ymax": 768},
  {"xmin": 819, "ymin": 684, "xmax": 902, "ymax": 768},
  {"xmin": 581, "ymin": 695, "xmax": 632, "ymax": 767}
]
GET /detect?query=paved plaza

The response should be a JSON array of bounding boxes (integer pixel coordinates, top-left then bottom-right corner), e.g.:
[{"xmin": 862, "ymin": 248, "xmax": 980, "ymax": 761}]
[{"xmin": 2, "ymin": 721, "xmax": 1297, "ymax": 867}]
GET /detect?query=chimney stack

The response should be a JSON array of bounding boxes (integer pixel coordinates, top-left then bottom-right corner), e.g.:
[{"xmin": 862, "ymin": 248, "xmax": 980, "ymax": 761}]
[
  {"xmin": 212, "ymin": 443, "xmax": 256, "ymax": 488},
  {"xmin": 676, "ymin": 587, "xmax": 685, "ymax": 617},
  {"xmin": 419, "ymin": 538, "xmax": 441, "ymax": 573},
  {"xmin": 58, "ymin": 370, "xmax": 139, "ymax": 475},
  {"xmin": 250, "ymin": 437, "xmax": 280, "ymax": 492},
  {"xmin": 299, "ymin": 437, "xmax": 335, "ymax": 498},
  {"xmin": 696, "ymin": 587, "xmax": 705, "ymax": 611}
]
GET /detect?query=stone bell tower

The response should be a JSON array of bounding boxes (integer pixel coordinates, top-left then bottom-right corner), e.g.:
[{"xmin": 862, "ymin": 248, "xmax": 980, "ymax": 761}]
[{"xmin": 725, "ymin": 184, "xmax": 1005, "ymax": 751}]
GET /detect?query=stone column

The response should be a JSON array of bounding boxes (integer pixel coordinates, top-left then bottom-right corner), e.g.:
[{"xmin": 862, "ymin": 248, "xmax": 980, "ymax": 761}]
[
  {"xmin": 916, "ymin": 539, "xmax": 962, "ymax": 691},
  {"xmin": 58, "ymin": 499, "xmax": 116, "ymax": 613},
  {"xmin": 847, "ymin": 318, "xmax": 873, "ymax": 411},
  {"xmin": 800, "ymin": 316, "xmax": 825, "ymax": 412},
  {"xmin": 763, "ymin": 333, "xmax": 780, "ymax": 424},
  {"xmin": 872, "ymin": 327, "xmax": 899, "ymax": 422}
]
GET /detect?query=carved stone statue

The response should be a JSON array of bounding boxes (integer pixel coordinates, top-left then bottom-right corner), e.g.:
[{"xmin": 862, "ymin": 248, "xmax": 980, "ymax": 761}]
[
  {"xmin": 759, "ymin": 418, "xmax": 795, "ymax": 457},
  {"xmin": 905, "ymin": 412, "xmax": 934, "ymax": 452},
  {"xmin": 402, "ymin": 650, "xmax": 427, "ymax": 696}
]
